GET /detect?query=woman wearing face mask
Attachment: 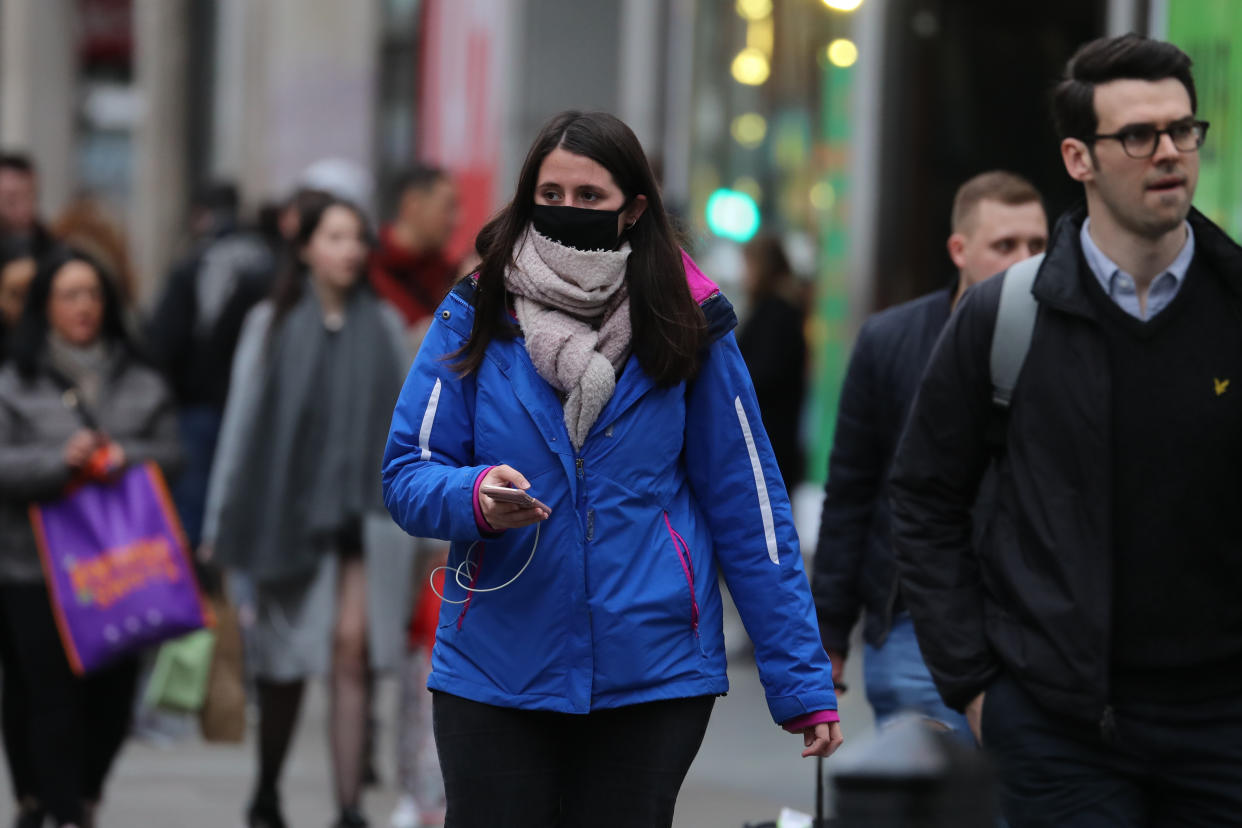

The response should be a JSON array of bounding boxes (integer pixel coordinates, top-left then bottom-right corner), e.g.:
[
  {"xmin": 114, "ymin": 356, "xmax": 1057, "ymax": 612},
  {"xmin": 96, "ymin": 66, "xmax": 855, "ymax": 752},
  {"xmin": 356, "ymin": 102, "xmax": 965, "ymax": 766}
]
[
  {"xmin": 0, "ymin": 249, "xmax": 182, "ymax": 828},
  {"xmin": 382, "ymin": 111, "xmax": 843, "ymax": 828},
  {"xmin": 202, "ymin": 197, "xmax": 413, "ymax": 828}
]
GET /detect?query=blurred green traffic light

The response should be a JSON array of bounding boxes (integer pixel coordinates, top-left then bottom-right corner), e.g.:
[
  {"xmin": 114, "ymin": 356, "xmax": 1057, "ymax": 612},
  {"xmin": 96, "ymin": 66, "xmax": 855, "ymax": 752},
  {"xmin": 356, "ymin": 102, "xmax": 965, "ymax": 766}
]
[{"xmin": 706, "ymin": 188, "xmax": 760, "ymax": 242}]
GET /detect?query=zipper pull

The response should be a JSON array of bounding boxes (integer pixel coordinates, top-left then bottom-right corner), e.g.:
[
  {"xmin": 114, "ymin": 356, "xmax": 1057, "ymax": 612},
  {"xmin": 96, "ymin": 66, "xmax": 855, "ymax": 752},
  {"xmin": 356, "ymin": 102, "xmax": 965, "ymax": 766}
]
[
  {"xmin": 1099, "ymin": 705, "xmax": 1117, "ymax": 743},
  {"xmin": 576, "ymin": 458, "xmax": 584, "ymax": 478}
]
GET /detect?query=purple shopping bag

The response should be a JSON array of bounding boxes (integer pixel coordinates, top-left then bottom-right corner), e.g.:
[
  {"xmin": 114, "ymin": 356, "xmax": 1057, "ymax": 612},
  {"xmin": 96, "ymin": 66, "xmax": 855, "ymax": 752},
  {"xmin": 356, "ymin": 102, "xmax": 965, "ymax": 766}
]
[{"xmin": 29, "ymin": 462, "xmax": 212, "ymax": 675}]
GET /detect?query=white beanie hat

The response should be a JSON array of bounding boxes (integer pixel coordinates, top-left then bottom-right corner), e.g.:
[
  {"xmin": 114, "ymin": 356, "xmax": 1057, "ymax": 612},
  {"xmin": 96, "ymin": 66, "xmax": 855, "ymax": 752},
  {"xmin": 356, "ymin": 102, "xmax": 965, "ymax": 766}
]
[{"xmin": 297, "ymin": 158, "xmax": 374, "ymax": 218}]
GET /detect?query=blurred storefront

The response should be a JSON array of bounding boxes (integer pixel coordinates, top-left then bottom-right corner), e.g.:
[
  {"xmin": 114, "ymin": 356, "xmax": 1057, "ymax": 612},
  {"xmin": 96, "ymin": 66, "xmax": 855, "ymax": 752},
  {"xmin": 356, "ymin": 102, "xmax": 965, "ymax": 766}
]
[{"xmin": 678, "ymin": 0, "xmax": 870, "ymax": 488}]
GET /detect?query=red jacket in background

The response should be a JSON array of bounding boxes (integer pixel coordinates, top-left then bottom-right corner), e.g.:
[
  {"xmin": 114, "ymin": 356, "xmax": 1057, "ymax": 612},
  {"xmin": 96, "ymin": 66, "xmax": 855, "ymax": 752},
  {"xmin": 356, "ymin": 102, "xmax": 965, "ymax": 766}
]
[{"xmin": 369, "ymin": 225, "xmax": 458, "ymax": 328}]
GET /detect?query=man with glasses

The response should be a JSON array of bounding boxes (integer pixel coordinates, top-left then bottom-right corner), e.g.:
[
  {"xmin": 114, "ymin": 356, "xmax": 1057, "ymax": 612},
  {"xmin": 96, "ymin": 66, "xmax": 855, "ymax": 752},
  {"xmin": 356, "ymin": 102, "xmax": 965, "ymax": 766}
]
[{"xmin": 889, "ymin": 34, "xmax": 1242, "ymax": 826}]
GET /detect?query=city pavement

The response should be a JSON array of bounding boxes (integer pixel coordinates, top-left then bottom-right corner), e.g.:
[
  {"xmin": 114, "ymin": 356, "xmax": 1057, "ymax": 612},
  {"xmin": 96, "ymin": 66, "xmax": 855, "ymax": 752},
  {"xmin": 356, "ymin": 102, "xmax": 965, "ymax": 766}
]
[{"xmin": 0, "ymin": 635, "xmax": 873, "ymax": 828}]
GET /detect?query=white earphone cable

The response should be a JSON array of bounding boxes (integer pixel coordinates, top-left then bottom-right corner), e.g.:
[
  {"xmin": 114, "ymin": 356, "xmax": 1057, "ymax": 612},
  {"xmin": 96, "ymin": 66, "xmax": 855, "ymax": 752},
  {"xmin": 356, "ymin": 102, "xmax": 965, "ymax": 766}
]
[{"xmin": 430, "ymin": 522, "xmax": 541, "ymax": 605}]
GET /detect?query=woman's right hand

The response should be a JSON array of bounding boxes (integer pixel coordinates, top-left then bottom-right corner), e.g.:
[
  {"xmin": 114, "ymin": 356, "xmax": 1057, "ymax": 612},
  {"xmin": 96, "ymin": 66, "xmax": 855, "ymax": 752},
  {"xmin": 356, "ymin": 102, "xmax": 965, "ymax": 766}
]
[
  {"xmin": 63, "ymin": 429, "xmax": 100, "ymax": 469},
  {"xmin": 479, "ymin": 464, "xmax": 550, "ymax": 530}
]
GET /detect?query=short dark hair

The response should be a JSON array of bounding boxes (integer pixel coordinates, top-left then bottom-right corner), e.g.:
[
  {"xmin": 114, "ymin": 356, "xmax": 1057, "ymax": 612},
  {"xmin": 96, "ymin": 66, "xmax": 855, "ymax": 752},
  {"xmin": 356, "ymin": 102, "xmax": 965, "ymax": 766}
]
[
  {"xmin": 0, "ymin": 237, "xmax": 36, "ymax": 271},
  {"xmin": 394, "ymin": 165, "xmax": 449, "ymax": 197},
  {"xmin": 951, "ymin": 171, "xmax": 1043, "ymax": 234},
  {"xmin": 455, "ymin": 111, "xmax": 704, "ymax": 385},
  {"xmin": 1052, "ymin": 34, "xmax": 1196, "ymax": 141},
  {"xmin": 0, "ymin": 153, "xmax": 35, "ymax": 176},
  {"xmin": 192, "ymin": 181, "xmax": 240, "ymax": 214},
  {"xmin": 742, "ymin": 235, "xmax": 794, "ymax": 301}
]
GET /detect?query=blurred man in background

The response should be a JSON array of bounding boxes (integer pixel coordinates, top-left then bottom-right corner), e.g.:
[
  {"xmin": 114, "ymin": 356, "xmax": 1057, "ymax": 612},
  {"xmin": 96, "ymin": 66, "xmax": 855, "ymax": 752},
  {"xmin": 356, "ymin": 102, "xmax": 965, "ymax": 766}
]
[
  {"xmin": 737, "ymin": 235, "xmax": 807, "ymax": 490},
  {"xmin": 370, "ymin": 165, "xmax": 459, "ymax": 349},
  {"xmin": 0, "ymin": 154, "xmax": 54, "ymax": 257},
  {"xmin": 146, "ymin": 182, "xmax": 277, "ymax": 550},
  {"xmin": 813, "ymin": 170, "xmax": 1047, "ymax": 738},
  {"xmin": 369, "ymin": 165, "xmax": 458, "ymax": 828}
]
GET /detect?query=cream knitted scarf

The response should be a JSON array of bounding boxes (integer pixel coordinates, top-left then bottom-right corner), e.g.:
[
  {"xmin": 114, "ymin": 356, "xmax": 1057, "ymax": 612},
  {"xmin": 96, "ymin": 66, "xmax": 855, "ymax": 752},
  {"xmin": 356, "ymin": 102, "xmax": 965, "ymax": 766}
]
[{"xmin": 505, "ymin": 227, "xmax": 632, "ymax": 450}]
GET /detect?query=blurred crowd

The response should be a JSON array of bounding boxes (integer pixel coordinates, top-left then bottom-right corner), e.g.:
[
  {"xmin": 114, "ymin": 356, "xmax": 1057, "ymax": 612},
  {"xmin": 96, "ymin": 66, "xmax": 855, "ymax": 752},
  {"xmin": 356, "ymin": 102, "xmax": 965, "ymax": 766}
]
[
  {"xmin": 0, "ymin": 152, "xmax": 470, "ymax": 828},
  {"xmin": 0, "ymin": 143, "xmax": 815, "ymax": 828}
]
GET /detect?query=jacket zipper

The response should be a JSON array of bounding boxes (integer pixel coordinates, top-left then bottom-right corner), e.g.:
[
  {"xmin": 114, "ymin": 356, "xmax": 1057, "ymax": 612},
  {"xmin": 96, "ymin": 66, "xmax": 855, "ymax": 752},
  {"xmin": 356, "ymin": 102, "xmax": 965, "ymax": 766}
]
[
  {"xmin": 456, "ymin": 542, "xmax": 486, "ymax": 631},
  {"xmin": 573, "ymin": 454, "xmax": 593, "ymax": 680},
  {"xmin": 664, "ymin": 512, "xmax": 700, "ymax": 634},
  {"xmin": 1099, "ymin": 704, "xmax": 1117, "ymax": 744}
]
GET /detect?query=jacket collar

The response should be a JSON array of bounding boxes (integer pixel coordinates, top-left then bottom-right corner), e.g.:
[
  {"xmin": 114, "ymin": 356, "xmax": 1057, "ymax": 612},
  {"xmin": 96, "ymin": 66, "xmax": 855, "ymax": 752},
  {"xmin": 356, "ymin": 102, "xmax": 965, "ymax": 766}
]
[{"xmin": 1033, "ymin": 204, "xmax": 1242, "ymax": 319}]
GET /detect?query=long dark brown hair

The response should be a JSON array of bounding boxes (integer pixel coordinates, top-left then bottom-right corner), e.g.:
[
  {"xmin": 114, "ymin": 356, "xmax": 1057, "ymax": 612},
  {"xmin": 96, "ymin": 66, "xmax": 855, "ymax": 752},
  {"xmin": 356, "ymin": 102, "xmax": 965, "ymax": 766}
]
[
  {"xmin": 454, "ymin": 111, "xmax": 705, "ymax": 385},
  {"xmin": 11, "ymin": 247, "xmax": 144, "ymax": 381},
  {"xmin": 269, "ymin": 192, "xmax": 370, "ymax": 332}
]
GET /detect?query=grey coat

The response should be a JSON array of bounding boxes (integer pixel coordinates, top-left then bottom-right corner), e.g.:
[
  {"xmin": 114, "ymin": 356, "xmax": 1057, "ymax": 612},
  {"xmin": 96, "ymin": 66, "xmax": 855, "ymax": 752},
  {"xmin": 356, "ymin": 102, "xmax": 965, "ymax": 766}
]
[
  {"xmin": 0, "ymin": 354, "xmax": 183, "ymax": 582},
  {"xmin": 203, "ymin": 299, "xmax": 418, "ymax": 675}
]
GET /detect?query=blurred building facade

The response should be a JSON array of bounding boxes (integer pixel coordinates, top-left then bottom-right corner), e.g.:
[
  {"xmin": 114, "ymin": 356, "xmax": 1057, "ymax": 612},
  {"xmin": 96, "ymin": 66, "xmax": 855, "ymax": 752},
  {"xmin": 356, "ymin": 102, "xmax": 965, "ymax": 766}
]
[{"xmin": 0, "ymin": 0, "xmax": 1236, "ymax": 480}]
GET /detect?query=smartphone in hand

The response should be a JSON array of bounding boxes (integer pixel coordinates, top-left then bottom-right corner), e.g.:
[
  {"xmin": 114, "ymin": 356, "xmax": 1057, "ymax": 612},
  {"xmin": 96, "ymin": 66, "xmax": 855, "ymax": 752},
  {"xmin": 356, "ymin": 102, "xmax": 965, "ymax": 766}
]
[{"xmin": 480, "ymin": 485, "xmax": 551, "ymax": 514}]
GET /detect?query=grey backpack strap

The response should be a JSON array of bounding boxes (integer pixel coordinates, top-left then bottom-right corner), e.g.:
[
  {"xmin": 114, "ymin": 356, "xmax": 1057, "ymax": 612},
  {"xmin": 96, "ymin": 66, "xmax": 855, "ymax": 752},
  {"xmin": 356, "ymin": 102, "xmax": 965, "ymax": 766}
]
[{"xmin": 989, "ymin": 253, "xmax": 1045, "ymax": 409}]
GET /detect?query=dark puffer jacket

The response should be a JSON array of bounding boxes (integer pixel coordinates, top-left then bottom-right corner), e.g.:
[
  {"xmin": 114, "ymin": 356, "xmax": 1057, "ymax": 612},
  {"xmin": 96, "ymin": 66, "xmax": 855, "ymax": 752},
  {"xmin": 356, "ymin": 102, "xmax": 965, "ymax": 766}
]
[
  {"xmin": 889, "ymin": 206, "xmax": 1242, "ymax": 725},
  {"xmin": 812, "ymin": 288, "xmax": 951, "ymax": 656}
]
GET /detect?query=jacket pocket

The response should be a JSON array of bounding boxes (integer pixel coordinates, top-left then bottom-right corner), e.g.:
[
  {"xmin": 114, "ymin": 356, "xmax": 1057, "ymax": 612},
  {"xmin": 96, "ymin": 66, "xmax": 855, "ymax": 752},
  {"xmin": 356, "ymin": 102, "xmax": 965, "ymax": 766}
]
[{"xmin": 663, "ymin": 512, "xmax": 700, "ymax": 637}]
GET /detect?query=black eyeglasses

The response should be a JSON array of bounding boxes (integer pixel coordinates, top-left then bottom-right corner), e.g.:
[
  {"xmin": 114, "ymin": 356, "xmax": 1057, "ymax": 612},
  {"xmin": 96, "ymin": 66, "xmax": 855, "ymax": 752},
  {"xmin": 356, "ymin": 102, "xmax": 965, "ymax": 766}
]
[{"xmin": 1091, "ymin": 120, "xmax": 1209, "ymax": 159}]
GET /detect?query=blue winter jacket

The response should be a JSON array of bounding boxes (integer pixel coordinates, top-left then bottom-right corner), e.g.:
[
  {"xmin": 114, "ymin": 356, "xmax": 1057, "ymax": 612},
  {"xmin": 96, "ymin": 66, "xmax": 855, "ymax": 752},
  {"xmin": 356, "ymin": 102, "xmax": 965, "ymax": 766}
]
[{"xmin": 381, "ymin": 256, "xmax": 836, "ymax": 725}]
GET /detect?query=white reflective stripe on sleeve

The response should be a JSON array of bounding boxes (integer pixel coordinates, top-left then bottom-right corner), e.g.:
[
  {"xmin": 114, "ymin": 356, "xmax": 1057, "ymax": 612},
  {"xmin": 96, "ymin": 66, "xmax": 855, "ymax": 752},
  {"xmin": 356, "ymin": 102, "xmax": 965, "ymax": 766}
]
[
  {"xmin": 734, "ymin": 396, "xmax": 779, "ymax": 564},
  {"xmin": 419, "ymin": 379, "xmax": 443, "ymax": 461}
]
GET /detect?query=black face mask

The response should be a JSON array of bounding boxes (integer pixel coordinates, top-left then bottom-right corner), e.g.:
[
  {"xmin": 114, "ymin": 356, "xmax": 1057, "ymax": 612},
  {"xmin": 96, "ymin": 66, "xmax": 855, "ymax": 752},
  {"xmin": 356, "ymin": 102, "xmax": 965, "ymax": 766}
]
[{"xmin": 531, "ymin": 204, "xmax": 626, "ymax": 252}]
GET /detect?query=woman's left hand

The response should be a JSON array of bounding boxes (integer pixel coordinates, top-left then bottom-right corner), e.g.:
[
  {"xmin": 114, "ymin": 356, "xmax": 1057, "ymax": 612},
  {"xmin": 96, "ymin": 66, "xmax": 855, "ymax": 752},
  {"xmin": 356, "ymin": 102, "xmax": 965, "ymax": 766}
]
[{"xmin": 801, "ymin": 721, "xmax": 844, "ymax": 758}]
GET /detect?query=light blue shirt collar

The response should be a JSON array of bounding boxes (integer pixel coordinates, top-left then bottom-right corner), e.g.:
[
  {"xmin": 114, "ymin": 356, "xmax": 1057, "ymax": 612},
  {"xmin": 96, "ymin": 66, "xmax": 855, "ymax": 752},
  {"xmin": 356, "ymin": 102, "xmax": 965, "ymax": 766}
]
[{"xmin": 1080, "ymin": 218, "xmax": 1195, "ymax": 320}]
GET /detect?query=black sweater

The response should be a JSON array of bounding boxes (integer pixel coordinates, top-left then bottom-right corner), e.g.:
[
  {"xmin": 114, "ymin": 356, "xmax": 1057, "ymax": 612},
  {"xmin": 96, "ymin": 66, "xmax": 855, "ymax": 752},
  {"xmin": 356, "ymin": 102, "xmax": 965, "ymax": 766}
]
[{"xmin": 1084, "ymin": 254, "xmax": 1242, "ymax": 705}]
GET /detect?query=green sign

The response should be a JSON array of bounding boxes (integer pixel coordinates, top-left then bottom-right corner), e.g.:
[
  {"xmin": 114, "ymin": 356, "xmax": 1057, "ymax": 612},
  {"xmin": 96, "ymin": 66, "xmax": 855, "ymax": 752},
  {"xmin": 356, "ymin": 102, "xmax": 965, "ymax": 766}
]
[
  {"xmin": 805, "ymin": 60, "xmax": 854, "ymax": 486},
  {"xmin": 1167, "ymin": 0, "xmax": 1242, "ymax": 241}
]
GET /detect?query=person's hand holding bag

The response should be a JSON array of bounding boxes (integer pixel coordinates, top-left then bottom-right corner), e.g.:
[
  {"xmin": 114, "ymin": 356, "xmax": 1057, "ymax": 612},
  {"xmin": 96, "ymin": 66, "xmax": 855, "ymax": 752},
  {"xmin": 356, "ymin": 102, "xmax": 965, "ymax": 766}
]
[{"xmin": 478, "ymin": 464, "xmax": 550, "ymax": 530}]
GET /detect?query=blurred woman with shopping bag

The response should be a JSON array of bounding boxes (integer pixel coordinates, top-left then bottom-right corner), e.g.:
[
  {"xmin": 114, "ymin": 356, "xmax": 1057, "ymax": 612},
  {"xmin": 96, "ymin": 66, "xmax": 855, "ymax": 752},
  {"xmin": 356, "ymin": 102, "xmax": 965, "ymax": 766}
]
[
  {"xmin": 0, "ymin": 248, "xmax": 183, "ymax": 828},
  {"xmin": 202, "ymin": 195, "xmax": 414, "ymax": 828}
]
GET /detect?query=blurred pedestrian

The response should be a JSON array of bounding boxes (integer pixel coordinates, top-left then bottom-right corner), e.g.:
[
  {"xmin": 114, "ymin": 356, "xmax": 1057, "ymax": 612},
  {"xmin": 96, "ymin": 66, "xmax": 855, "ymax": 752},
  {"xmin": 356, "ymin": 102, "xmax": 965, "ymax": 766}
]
[
  {"xmin": 202, "ymin": 196, "xmax": 414, "ymax": 828},
  {"xmin": 382, "ymin": 110, "xmax": 842, "ymax": 828},
  {"xmin": 890, "ymin": 35, "xmax": 1242, "ymax": 827},
  {"xmin": 388, "ymin": 574, "xmax": 445, "ymax": 828},
  {"xmin": 0, "ymin": 235, "xmax": 40, "ymax": 827},
  {"xmin": 737, "ymin": 235, "xmax": 808, "ymax": 489},
  {"xmin": 51, "ymin": 195, "xmax": 137, "ymax": 305},
  {"xmin": 0, "ymin": 238, "xmax": 37, "ymax": 364},
  {"xmin": 0, "ymin": 153, "xmax": 54, "ymax": 256},
  {"xmin": 812, "ymin": 171, "xmax": 1046, "ymax": 740},
  {"xmin": 370, "ymin": 165, "xmax": 460, "ymax": 349},
  {"xmin": 0, "ymin": 249, "xmax": 182, "ymax": 828},
  {"xmin": 368, "ymin": 165, "xmax": 459, "ymax": 828},
  {"xmin": 183, "ymin": 182, "xmax": 244, "ymax": 255},
  {"xmin": 146, "ymin": 182, "xmax": 277, "ymax": 549},
  {"xmin": 137, "ymin": 183, "xmax": 279, "ymax": 745}
]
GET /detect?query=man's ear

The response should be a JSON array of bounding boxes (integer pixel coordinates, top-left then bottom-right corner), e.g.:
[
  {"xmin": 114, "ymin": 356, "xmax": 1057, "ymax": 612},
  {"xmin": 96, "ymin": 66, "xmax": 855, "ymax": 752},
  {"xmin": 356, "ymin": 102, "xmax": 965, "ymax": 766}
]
[
  {"xmin": 947, "ymin": 233, "xmax": 968, "ymax": 270},
  {"xmin": 1061, "ymin": 138, "xmax": 1095, "ymax": 183}
]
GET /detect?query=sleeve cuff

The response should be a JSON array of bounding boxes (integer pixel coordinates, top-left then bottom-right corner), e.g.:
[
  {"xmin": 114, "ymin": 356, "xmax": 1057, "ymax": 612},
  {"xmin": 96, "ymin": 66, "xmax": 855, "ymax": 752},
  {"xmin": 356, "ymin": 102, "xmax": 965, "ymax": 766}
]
[
  {"xmin": 472, "ymin": 466, "xmax": 502, "ymax": 535},
  {"xmin": 781, "ymin": 710, "xmax": 840, "ymax": 733}
]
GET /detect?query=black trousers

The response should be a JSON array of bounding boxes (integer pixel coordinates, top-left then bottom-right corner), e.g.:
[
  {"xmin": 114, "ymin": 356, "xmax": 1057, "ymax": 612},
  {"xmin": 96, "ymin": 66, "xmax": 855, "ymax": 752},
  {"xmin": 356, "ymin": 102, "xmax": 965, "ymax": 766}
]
[
  {"xmin": 433, "ymin": 691, "xmax": 715, "ymax": 828},
  {"xmin": 0, "ymin": 583, "xmax": 139, "ymax": 826},
  {"xmin": 0, "ymin": 593, "xmax": 36, "ymax": 805},
  {"xmin": 982, "ymin": 672, "xmax": 1242, "ymax": 827}
]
